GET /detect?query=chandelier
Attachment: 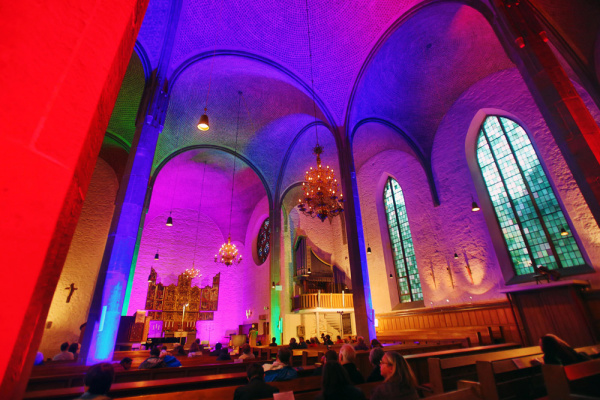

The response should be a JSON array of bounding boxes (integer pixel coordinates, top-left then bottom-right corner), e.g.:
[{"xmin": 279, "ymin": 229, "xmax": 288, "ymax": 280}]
[
  {"xmin": 215, "ymin": 91, "xmax": 244, "ymax": 266},
  {"xmin": 297, "ymin": 145, "xmax": 344, "ymax": 222},
  {"xmin": 297, "ymin": 0, "xmax": 344, "ymax": 222},
  {"xmin": 184, "ymin": 266, "xmax": 202, "ymax": 279}
]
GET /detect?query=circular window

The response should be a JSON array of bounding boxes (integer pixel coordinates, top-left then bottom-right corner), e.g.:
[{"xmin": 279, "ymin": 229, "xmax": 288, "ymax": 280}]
[{"xmin": 257, "ymin": 218, "xmax": 270, "ymax": 265}]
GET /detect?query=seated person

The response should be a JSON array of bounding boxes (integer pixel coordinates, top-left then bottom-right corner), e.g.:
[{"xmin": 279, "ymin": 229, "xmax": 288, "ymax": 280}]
[
  {"xmin": 75, "ymin": 362, "xmax": 114, "ymax": 400},
  {"xmin": 313, "ymin": 349, "xmax": 339, "ymax": 376},
  {"xmin": 264, "ymin": 348, "xmax": 298, "ymax": 382},
  {"xmin": 371, "ymin": 351, "xmax": 418, "ymax": 400},
  {"xmin": 217, "ymin": 348, "xmax": 232, "ymax": 361},
  {"xmin": 68, "ymin": 343, "xmax": 80, "ymax": 360},
  {"xmin": 367, "ymin": 348, "xmax": 385, "ymax": 382},
  {"xmin": 234, "ymin": 364, "xmax": 279, "ymax": 400},
  {"xmin": 269, "ymin": 337, "xmax": 278, "ymax": 347},
  {"xmin": 53, "ymin": 342, "xmax": 75, "ymax": 361},
  {"xmin": 324, "ymin": 335, "xmax": 334, "ymax": 346},
  {"xmin": 315, "ymin": 361, "xmax": 366, "ymax": 400},
  {"xmin": 238, "ymin": 344, "xmax": 255, "ymax": 360},
  {"xmin": 172, "ymin": 343, "xmax": 186, "ymax": 356},
  {"xmin": 371, "ymin": 339, "xmax": 383, "ymax": 349},
  {"xmin": 297, "ymin": 336, "xmax": 308, "ymax": 349},
  {"xmin": 354, "ymin": 336, "xmax": 369, "ymax": 351},
  {"xmin": 188, "ymin": 339, "xmax": 201, "ymax": 357},
  {"xmin": 339, "ymin": 344, "xmax": 365, "ymax": 384},
  {"xmin": 308, "ymin": 338, "xmax": 318, "ymax": 348},
  {"xmin": 288, "ymin": 337, "xmax": 298, "ymax": 349},
  {"xmin": 138, "ymin": 347, "xmax": 167, "ymax": 369},
  {"xmin": 210, "ymin": 342, "xmax": 223, "ymax": 356},
  {"xmin": 335, "ymin": 335, "xmax": 344, "ymax": 344},
  {"xmin": 540, "ymin": 334, "xmax": 590, "ymax": 366},
  {"xmin": 159, "ymin": 345, "xmax": 169, "ymax": 358},
  {"xmin": 119, "ymin": 357, "xmax": 132, "ymax": 371}
]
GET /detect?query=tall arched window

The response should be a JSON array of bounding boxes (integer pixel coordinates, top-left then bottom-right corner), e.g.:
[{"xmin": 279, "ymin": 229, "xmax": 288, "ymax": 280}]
[
  {"xmin": 257, "ymin": 218, "xmax": 270, "ymax": 265},
  {"xmin": 384, "ymin": 178, "xmax": 423, "ymax": 303},
  {"xmin": 476, "ymin": 116, "xmax": 585, "ymax": 276}
]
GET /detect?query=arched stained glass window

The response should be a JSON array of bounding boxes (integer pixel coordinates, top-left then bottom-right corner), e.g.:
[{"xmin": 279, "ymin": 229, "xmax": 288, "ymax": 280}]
[
  {"xmin": 384, "ymin": 178, "xmax": 423, "ymax": 303},
  {"xmin": 257, "ymin": 218, "xmax": 270, "ymax": 265},
  {"xmin": 476, "ymin": 116, "xmax": 585, "ymax": 276}
]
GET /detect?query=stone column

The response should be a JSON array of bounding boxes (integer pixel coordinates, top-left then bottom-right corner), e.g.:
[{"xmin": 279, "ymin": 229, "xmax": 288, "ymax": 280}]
[
  {"xmin": 493, "ymin": 0, "xmax": 600, "ymax": 226},
  {"xmin": 269, "ymin": 203, "xmax": 283, "ymax": 344},
  {"xmin": 338, "ymin": 138, "xmax": 376, "ymax": 342}
]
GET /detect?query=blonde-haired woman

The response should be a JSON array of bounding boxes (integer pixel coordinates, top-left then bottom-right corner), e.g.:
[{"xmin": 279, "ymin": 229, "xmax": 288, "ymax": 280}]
[{"xmin": 371, "ymin": 351, "xmax": 419, "ymax": 400}]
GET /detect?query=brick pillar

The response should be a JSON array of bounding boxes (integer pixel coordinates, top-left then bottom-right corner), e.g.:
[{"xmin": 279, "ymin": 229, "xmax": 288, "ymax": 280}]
[
  {"xmin": 338, "ymin": 138, "xmax": 376, "ymax": 342},
  {"xmin": 494, "ymin": 0, "xmax": 600, "ymax": 226},
  {"xmin": 0, "ymin": 1, "xmax": 147, "ymax": 398},
  {"xmin": 269, "ymin": 203, "xmax": 283, "ymax": 344}
]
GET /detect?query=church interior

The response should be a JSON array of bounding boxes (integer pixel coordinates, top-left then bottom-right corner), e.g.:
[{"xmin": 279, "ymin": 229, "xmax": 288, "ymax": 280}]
[{"xmin": 3, "ymin": 0, "xmax": 600, "ymax": 398}]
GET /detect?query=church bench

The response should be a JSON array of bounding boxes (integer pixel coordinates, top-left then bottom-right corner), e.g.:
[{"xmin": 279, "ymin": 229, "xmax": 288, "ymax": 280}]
[
  {"xmin": 428, "ymin": 345, "xmax": 543, "ymax": 394},
  {"xmin": 289, "ymin": 384, "xmax": 480, "ymax": 400},
  {"xmin": 542, "ymin": 359, "xmax": 600, "ymax": 400},
  {"xmin": 24, "ymin": 366, "xmax": 319, "ymax": 399}
]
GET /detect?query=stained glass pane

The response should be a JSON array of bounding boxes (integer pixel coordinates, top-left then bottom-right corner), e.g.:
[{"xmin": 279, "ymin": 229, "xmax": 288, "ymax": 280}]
[
  {"xmin": 256, "ymin": 218, "xmax": 270, "ymax": 265},
  {"xmin": 477, "ymin": 116, "xmax": 585, "ymax": 276},
  {"xmin": 384, "ymin": 178, "xmax": 423, "ymax": 303}
]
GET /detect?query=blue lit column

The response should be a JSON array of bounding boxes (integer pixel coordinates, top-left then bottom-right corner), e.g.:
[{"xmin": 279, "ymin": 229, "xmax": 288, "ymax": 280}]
[{"xmin": 338, "ymin": 137, "xmax": 376, "ymax": 342}]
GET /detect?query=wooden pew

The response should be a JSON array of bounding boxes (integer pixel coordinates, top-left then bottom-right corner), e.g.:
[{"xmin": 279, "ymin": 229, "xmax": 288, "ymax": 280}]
[
  {"xmin": 542, "ymin": 359, "xmax": 600, "ymax": 400},
  {"xmin": 428, "ymin": 346, "xmax": 543, "ymax": 394},
  {"xmin": 24, "ymin": 366, "xmax": 318, "ymax": 399}
]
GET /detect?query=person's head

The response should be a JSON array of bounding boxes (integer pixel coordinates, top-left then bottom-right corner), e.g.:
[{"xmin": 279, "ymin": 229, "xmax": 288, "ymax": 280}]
[
  {"xmin": 371, "ymin": 339, "xmax": 382, "ymax": 348},
  {"xmin": 120, "ymin": 357, "xmax": 132, "ymax": 370},
  {"xmin": 324, "ymin": 349, "xmax": 338, "ymax": 364},
  {"xmin": 540, "ymin": 334, "xmax": 570, "ymax": 354},
  {"xmin": 246, "ymin": 363, "xmax": 265, "ymax": 381},
  {"xmin": 325, "ymin": 335, "xmax": 331, "ymax": 341},
  {"xmin": 271, "ymin": 337, "xmax": 277, "ymax": 344},
  {"xmin": 337, "ymin": 335, "xmax": 341, "ymax": 341},
  {"xmin": 60, "ymin": 342, "xmax": 69, "ymax": 352},
  {"xmin": 339, "ymin": 344, "xmax": 356, "ymax": 365},
  {"xmin": 289, "ymin": 337, "xmax": 297, "ymax": 344},
  {"xmin": 277, "ymin": 347, "xmax": 292, "ymax": 365},
  {"xmin": 68, "ymin": 342, "xmax": 79, "ymax": 354},
  {"xmin": 215, "ymin": 342, "xmax": 222, "ymax": 351},
  {"xmin": 299, "ymin": 337, "xmax": 305, "ymax": 343},
  {"xmin": 150, "ymin": 347, "xmax": 160, "ymax": 357},
  {"xmin": 321, "ymin": 361, "xmax": 351, "ymax": 395},
  {"xmin": 380, "ymin": 351, "xmax": 417, "ymax": 387},
  {"xmin": 369, "ymin": 347, "xmax": 385, "ymax": 366},
  {"xmin": 161, "ymin": 345, "xmax": 167, "ymax": 351},
  {"xmin": 195, "ymin": 339, "xmax": 200, "ymax": 344},
  {"xmin": 242, "ymin": 344, "xmax": 251, "ymax": 355},
  {"xmin": 357, "ymin": 336, "xmax": 365, "ymax": 344},
  {"xmin": 84, "ymin": 363, "xmax": 114, "ymax": 395}
]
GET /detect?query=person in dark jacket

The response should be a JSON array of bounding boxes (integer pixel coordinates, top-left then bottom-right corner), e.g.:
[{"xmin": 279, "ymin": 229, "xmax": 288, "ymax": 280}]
[
  {"xmin": 269, "ymin": 337, "xmax": 278, "ymax": 347},
  {"xmin": 367, "ymin": 347, "xmax": 385, "ymax": 382},
  {"xmin": 233, "ymin": 364, "xmax": 279, "ymax": 400},
  {"xmin": 354, "ymin": 336, "xmax": 369, "ymax": 351},
  {"xmin": 288, "ymin": 337, "xmax": 298, "ymax": 349},
  {"xmin": 297, "ymin": 337, "xmax": 308, "ymax": 349},
  {"xmin": 210, "ymin": 342, "xmax": 223, "ymax": 356},
  {"xmin": 315, "ymin": 361, "xmax": 366, "ymax": 400},
  {"xmin": 264, "ymin": 348, "xmax": 298, "ymax": 382},
  {"xmin": 339, "ymin": 344, "xmax": 365, "ymax": 384},
  {"xmin": 138, "ymin": 347, "xmax": 167, "ymax": 369},
  {"xmin": 540, "ymin": 334, "xmax": 590, "ymax": 366},
  {"xmin": 313, "ymin": 349, "xmax": 339, "ymax": 376},
  {"xmin": 217, "ymin": 348, "xmax": 232, "ymax": 361}
]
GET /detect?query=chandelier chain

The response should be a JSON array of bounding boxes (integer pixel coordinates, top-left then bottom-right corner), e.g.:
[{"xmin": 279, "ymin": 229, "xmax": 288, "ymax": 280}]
[{"xmin": 304, "ymin": 0, "xmax": 319, "ymax": 146}]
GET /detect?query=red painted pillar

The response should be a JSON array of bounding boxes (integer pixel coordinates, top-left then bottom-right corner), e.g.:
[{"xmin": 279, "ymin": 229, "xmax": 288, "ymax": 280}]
[
  {"xmin": 0, "ymin": 1, "xmax": 147, "ymax": 398},
  {"xmin": 494, "ymin": 0, "xmax": 600, "ymax": 226}
]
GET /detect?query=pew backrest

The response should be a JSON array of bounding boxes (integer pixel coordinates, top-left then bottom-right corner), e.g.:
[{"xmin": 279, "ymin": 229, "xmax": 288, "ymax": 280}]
[{"xmin": 542, "ymin": 359, "xmax": 600, "ymax": 400}]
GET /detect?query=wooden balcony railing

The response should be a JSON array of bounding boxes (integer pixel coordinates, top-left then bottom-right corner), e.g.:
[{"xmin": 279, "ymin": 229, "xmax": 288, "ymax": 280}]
[{"xmin": 292, "ymin": 293, "xmax": 354, "ymax": 310}]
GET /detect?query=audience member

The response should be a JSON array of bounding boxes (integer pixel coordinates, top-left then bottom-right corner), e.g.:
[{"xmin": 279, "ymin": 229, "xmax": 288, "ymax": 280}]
[
  {"xmin": 159, "ymin": 345, "xmax": 169, "ymax": 357},
  {"xmin": 53, "ymin": 342, "xmax": 75, "ymax": 361},
  {"xmin": 75, "ymin": 362, "xmax": 114, "ymax": 400},
  {"xmin": 188, "ymin": 340, "xmax": 201, "ymax": 357},
  {"xmin": 308, "ymin": 338, "xmax": 318, "ymax": 348},
  {"xmin": 314, "ymin": 336, "xmax": 321, "ymax": 345},
  {"xmin": 162, "ymin": 353, "xmax": 182, "ymax": 367},
  {"xmin": 239, "ymin": 344, "xmax": 255, "ymax": 360},
  {"xmin": 371, "ymin": 339, "xmax": 383, "ymax": 349},
  {"xmin": 367, "ymin": 348, "xmax": 385, "ymax": 382},
  {"xmin": 324, "ymin": 335, "xmax": 334, "ymax": 346},
  {"xmin": 68, "ymin": 343, "xmax": 80, "ymax": 359},
  {"xmin": 297, "ymin": 337, "xmax": 308, "ymax": 349},
  {"xmin": 234, "ymin": 364, "xmax": 279, "ymax": 400},
  {"xmin": 217, "ymin": 348, "xmax": 232, "ymax": 361},
  {"xmin": 264, "ymin": 348, "xmax": 298, "ymax": 382},
  {"xmin": 354, "ymin": 336, "xmax": 369, "ymax": 351},
  {"xmin": 339, "ymin": 344, "xmax": 365, "ymax": 384},
  {"xmin": 210, "ymin": 342, "xmax": 223, "ymax": 356},
  {"xmin": 540, "ymin": 334, "xmax": 590, "ymax": 366},
  {"xmin": 315, "ymin": 361, "xmax": 366, "ymax": 400},
  {"xmin": 370, "ymin": 352, "xmax": 418, "ymax": 400},
  {"xmin": 335, "ymin": 335, "xmax": 344, "ymax": 344},
  {"xmin": 313, "ymin": 349, "xmax": 339, "ymax": 376},
  {"xmin": 172, "ymin": 343, "xmax": 186, "ymax": 356},
  {"xmin": 288, "ymin": 337, "xmax": 298, "ymax": 349},
  {"xmin": 119, "ymin": 357, "xmax": 132, "ymax": 371},
  {"xmin": 269, "ymin": 337, "xmax": 278, "ymax": 347},
  {"xmin": 138, "ymin": 347, "xmax": 167, "ymax": 369}
]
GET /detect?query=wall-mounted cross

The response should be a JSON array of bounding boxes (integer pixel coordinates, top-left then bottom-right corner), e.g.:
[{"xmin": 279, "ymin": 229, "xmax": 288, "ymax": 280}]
[{"xmin": 65, "ymin": 283, "xmax": 77, "ymax": 303}]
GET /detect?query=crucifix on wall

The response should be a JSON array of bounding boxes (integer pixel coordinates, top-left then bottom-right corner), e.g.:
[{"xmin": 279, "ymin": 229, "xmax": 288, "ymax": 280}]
[{"xmin": 65, "ymin": 283, "xmax": 77, "ymax": 303}]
